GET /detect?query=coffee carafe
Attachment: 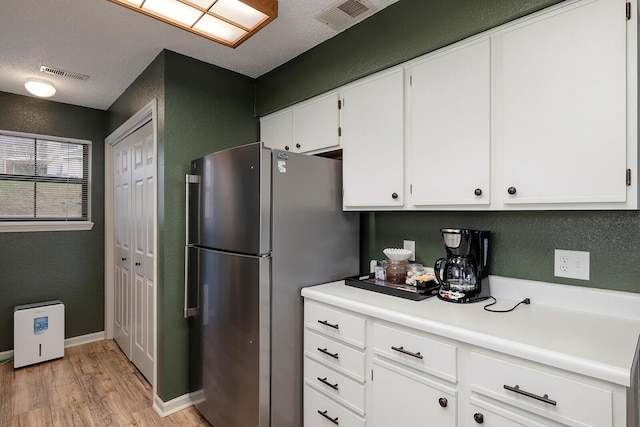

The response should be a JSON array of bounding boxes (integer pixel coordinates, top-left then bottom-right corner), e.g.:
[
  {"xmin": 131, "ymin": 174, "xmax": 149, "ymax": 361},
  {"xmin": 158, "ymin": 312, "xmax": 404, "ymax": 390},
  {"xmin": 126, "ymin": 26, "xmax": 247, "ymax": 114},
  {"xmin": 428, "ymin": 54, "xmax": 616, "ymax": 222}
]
[{"xmin": 434, "ymin": 228, "xmax": 489, "ymax": 303}]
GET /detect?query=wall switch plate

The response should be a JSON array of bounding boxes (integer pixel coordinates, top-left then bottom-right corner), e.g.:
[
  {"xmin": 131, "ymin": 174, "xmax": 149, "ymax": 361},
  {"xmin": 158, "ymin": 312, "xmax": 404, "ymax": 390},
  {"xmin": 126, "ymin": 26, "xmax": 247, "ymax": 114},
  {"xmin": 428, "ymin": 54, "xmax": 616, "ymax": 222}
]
[
  {"xmin": 554, "ymin": 249, "xmax": 590, "ymax": 280},
  {"xmin": 403, "ymin": 240, "xmax": 416, "ymax": 262}
]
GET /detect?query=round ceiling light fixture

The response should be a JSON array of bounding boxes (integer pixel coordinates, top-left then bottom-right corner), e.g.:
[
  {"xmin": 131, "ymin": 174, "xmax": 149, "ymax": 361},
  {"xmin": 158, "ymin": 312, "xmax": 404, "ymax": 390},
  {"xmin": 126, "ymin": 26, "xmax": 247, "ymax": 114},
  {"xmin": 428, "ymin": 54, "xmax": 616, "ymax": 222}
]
[{"xmin": 24, "ymin": 80, "xmax": 56, "ymax": 98}]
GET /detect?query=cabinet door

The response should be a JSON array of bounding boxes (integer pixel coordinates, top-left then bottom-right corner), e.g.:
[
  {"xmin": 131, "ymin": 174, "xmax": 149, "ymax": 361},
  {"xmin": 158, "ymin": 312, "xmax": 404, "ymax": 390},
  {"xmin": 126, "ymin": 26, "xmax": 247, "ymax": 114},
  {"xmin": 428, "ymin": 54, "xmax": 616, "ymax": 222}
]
[
  {"xmin": 293, "ymin": 91, "xmax": 340, "ymax": 153},
  {"xmin": 342, "ymin": 69, "xmax": 404, "ymax": 209},
  {"xmin": 501, "ymin": 0, "xmax": 627, "ymax": 205},
  {"xmin": 408, "ymin": 38, "xmax": 491, "ymax": 206},
  {"xmin": 371, "ymin": 358, "xmax": 456, "ymax": 427},
  {"xmin": 260, "ymin": 109, "xmax": 293, "ymax": 151}
]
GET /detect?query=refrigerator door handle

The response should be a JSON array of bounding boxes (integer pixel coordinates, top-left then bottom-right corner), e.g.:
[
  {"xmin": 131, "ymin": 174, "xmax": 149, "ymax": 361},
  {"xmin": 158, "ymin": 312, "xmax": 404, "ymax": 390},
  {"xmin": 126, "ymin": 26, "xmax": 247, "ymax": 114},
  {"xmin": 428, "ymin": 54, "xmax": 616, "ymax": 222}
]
[{"xmin": 184, "ymin": 174, "xmax": 201, "ymax": 318}]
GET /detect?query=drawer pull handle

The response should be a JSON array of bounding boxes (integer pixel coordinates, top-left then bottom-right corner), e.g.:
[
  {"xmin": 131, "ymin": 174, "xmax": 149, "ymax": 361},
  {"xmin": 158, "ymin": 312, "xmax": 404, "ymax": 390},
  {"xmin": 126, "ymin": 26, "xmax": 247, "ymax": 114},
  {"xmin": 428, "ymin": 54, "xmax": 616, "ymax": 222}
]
[
  {"xmin": 317, "ymin": 347, "xmax": 339, "ymax": 359},
  {"xmin": 317, "ymin": 410, "xmax": 339, "ymax": 425},
  {"xmin": 503, "ymin": 384, "xmax": 557, "ymax": 406},
  {"xmin": 317, "ymin": 377, "xmax": 339, "ymax": 390},
  {"xmin": 318, "ymin": 319, "xmax": 339, "ymax": 330},
  {"xmin": 391, "ymin": 345, "xmax": 424, "ymax": 359}
]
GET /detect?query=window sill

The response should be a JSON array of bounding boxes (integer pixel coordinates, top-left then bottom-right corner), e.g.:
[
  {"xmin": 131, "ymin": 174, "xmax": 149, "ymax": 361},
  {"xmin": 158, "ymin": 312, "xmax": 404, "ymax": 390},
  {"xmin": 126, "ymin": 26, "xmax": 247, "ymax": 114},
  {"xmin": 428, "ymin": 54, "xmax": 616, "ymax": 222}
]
[{"xmin": 0, "ymin": 221, "xmax": 94, "ymax": 233}]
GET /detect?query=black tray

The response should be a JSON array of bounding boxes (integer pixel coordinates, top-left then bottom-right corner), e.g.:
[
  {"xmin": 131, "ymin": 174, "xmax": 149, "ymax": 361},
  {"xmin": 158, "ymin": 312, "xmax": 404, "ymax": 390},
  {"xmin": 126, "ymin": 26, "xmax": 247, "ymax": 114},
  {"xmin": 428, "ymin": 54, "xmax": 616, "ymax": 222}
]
[{"xmin": 345, "ymin": 274, "xmax": 439, "ymax": 301}]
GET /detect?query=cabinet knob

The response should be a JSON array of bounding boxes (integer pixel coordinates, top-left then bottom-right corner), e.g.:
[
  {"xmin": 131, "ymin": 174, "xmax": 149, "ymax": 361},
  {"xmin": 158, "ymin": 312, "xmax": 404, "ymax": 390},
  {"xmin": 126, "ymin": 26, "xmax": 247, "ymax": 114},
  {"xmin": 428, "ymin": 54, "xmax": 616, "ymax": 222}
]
[
  {"xmin": 474, "ymin": 188, "xmax": 482, "ymax": 196},
  {"xmin": 438, "ymin": 397, "xmax": 448, "ymax": 408},
  {"xmin": 121, "ymin": 257, "xmax": 127, "ymax": 261},
  {"xmin": 391, "ymin": 192, "xmax": 399, "ymax": 200},
  {"xmin": 135, "ymin": 262, "xmax": 141, "ymax": 266},
  {"xmin": 284, "ymin": 145, "xmax": 290, "ymax": 151},
  {"xmin": 296, "ymin": 143, "xmax": 301, "ymax": 149},
  {"xmin": 507, "ymin": 186, "xmax": 517, "ymax": 195},
  {"xmin": 474, "ymin": 413, "xmax": 484, "ymax": 424}
]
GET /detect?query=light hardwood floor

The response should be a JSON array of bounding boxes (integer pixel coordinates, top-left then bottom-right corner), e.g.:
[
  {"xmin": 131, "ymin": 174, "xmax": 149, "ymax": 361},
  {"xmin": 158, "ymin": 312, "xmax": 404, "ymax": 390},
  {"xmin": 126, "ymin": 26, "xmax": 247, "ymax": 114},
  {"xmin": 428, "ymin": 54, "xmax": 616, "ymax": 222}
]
[{"xmin": 0, "ymin": 339, "xmax": 211, "ymax": 426}]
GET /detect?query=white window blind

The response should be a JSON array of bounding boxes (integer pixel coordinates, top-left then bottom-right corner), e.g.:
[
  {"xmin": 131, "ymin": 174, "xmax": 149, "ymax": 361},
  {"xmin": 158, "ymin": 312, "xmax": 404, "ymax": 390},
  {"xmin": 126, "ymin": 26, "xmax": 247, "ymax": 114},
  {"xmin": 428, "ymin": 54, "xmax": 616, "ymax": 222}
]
[{"xmin": 0, "ymin": 132, "xmax": 90, "ymax": 221}]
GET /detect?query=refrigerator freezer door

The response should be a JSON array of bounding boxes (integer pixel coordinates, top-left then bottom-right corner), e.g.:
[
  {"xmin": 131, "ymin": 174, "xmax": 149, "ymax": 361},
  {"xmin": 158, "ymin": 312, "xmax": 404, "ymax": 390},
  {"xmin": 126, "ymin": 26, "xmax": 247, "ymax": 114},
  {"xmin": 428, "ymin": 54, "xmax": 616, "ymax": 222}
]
[
  {"xmin": 192, "ymin": 247, "xmax": 270, "ymax": 427},
  {"xmin": 270, "ymin": 150, "xmax": 360, "ymax": 427},
  {"xmin": 190, "ymin": 142, "xmax": 271, "ymax": 255}
]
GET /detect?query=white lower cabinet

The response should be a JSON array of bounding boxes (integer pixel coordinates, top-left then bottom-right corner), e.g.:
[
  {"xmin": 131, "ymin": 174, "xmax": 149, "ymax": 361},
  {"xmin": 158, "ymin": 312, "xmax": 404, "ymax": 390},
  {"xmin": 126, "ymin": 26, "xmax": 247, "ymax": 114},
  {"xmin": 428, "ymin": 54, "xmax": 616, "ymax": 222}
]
[
  {"xmin": 468, "ymin": 351, "xmax": 620, "ymax": 427},
  {"xmin": 304, "ymin": 300, "xmax": 368, "ymax": 425},
  {"xmin": 370, "ymin": 357, "xmax": 457, "ymax": 427},
  {"xmin": 305, "ymin": 385, "xmax": 366, "ymax": 427},
  {"xmin": 303, "ymin": 297, "xmax": 631, "ymax": 427}
]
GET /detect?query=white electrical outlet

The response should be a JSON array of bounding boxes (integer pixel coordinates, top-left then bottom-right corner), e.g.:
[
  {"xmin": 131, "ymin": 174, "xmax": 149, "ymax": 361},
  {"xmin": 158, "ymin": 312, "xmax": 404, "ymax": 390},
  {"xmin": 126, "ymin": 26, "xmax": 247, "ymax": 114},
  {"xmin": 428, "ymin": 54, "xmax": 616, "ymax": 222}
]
[
  {"xmin": 554, "ymin": 249, "xmax": 590, "ymax": 280},
  {"xmin": 403, "ymin": 240, "xmax": 416, "ymax": 262}
]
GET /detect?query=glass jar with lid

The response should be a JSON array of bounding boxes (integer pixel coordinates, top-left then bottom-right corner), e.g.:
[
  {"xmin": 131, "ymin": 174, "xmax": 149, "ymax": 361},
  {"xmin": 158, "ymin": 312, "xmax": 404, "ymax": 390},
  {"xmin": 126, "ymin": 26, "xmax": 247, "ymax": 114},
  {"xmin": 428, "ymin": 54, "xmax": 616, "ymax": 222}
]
[{"xmin": 386, "ymin": 260, "xmax": 408, "ymax": 284}]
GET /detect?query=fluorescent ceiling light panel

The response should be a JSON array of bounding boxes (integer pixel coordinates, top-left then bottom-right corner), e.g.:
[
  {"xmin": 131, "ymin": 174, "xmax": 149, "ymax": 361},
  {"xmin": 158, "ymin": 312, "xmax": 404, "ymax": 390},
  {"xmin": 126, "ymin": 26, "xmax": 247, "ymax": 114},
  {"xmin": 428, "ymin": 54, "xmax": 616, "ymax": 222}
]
[
  {"xmin": 194, "ymin": 13, "xmax": 247, "ymax": 43},
  {"xmin": 210, "ymin": 0, "xmax": 268, "ymax": 29},
  {"xmin": 108, "ymin": 0, "xmax": 277, "ymax": 48},
  {"xmin": 143, "ymin": 0, "xmax": 203, "ymax": 26},
  {"xmin": 188, "ymin": 0, "xmax": 216, "ymax": 8}
]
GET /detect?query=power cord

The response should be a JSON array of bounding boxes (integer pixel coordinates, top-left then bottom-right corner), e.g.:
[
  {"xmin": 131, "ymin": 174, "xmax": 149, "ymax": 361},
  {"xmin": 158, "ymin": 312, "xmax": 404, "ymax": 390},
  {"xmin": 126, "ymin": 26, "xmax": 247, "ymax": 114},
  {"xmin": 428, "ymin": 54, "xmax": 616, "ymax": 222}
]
[{"xmin": 483, "ymin": 296, "xmax": 531, "ymax": 313}]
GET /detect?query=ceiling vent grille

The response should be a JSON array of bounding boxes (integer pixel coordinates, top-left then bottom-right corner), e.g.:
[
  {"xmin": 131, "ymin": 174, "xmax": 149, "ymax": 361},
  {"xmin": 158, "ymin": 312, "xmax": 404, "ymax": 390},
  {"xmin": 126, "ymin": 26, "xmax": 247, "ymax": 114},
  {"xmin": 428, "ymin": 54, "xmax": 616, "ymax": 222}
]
[
  {"xmin": 315, "ymin": 0, "xmax": 378, "ymax": 31},
  {"xmin": 40, "ymin": 66, "xmax": 90, "ymax": 82}
]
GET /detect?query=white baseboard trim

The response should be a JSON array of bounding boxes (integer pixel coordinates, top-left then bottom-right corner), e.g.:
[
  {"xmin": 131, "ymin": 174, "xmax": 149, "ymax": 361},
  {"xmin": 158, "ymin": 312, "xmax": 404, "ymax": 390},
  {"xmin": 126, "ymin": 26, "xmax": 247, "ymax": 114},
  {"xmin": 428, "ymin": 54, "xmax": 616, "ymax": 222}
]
[
  {"xmin": 153, "ymin": 393, "xmax": 193, "ymax": 418},
  {"xmin": 0, "ymin": 331, "xmax": 106, "ymax": 361},
  {"xmin": 64, "ymin": 331, "xmax": 105, "ymax": 348}
]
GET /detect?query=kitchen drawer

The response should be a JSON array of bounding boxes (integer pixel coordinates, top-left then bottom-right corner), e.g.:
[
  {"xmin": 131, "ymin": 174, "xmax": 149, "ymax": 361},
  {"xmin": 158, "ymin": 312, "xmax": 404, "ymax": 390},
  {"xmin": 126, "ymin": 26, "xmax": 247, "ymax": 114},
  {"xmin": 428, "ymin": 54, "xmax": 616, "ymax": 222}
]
[
  {"xmin": 305, "ymin": 300, "xmax": 366, "ymax": 349},
  {"xmin": 304, "ymin": 385, "xmax": 366, "ymax": 427},
  {"xmin": 372, "ymin": 322, "xmax": 457, "ymax": 382},
  {"xmin": 469, "ymin": 352, "xmax": 613, "ymax": 427},
  {"xmin": 305, "ymin": 330, "xmax": 366, "ymax": 382},
  {"xmin": 469, "ymin": 397, "xmax": 562, "ymax": 427},
  {"xmin": 304, "ymin": 356, "xmax": 366, "ymax": 415}
]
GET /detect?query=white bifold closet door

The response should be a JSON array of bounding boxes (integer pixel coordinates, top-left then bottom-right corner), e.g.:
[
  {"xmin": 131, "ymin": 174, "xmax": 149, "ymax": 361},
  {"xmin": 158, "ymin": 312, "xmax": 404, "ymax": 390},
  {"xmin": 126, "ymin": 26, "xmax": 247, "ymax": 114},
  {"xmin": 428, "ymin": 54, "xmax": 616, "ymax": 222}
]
[{"xmin": 113, "ymin": 120, "xmax": 155, "ymax": 382}]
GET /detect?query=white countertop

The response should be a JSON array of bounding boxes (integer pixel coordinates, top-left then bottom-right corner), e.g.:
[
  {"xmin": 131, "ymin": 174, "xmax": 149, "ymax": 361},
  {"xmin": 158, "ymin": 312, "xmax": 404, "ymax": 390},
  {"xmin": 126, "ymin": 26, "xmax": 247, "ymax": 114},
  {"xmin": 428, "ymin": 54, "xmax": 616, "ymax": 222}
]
[{"xmin": 301, "ymin": 277, "xmax": 640, "ymax": 387}]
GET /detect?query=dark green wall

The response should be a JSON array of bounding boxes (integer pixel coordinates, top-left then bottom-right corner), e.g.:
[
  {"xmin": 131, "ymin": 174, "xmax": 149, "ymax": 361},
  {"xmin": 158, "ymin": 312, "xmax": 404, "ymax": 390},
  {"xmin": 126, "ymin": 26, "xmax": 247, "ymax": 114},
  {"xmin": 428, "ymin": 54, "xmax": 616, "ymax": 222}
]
[
  {"xmin": 107, "ymin": 50, "xmax": 258, "ymax": 401},
  {"xmin": 0, "ymin": 92, "xmax": 106, "ymax": 352},
  {"xmin": 256, "ymin": 0, "xmax": 640, "ymax": 294},
  {"xmin": 256, "ymin": 0, "xmax": 564, "ymax": 115}
]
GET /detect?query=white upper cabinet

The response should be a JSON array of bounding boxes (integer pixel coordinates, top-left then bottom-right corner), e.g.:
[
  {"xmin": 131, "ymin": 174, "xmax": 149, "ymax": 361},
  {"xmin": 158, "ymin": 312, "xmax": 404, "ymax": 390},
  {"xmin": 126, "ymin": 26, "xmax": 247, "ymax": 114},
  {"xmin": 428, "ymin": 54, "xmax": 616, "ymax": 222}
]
[
  {"xmin": 260, "ymin": 108, "xmax": 293, "ymax": 152},
  {"xmin": 499, "ymin": 0, "xmax": 632, "ymax": 208},
  {"xmin": 342, "ymin": 68, "xmax": 405, "ymax": 209},
  {"xmin": 260, "ymin": 91, "xmax": 340, "ymax": 154},
  {"xmin": 408, "ymin": 37, "xmax": 491, "ymax": 207}
]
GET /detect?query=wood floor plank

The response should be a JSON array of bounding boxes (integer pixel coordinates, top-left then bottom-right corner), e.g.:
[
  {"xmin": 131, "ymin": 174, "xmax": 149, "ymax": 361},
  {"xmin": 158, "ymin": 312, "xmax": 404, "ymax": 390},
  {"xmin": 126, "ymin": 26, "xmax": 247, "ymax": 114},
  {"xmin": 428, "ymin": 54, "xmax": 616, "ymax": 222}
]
[
  {"xmin": 42, "ymin": 356, "xmax": 85, "ymax": 410},
  {"xmin": 51, "ymin": 402, "xmax": 95, "ymax": 427},
  {"xmin": 11, "ymin": 406, "xmax": 53, "ymax": 427},
  {"xmin": 12, "ymin": 364, "xmax": 48, "ymax": 415},
  {"xmin": 4, "ymin": 339, "xmax": 211, "ymax": 427}
]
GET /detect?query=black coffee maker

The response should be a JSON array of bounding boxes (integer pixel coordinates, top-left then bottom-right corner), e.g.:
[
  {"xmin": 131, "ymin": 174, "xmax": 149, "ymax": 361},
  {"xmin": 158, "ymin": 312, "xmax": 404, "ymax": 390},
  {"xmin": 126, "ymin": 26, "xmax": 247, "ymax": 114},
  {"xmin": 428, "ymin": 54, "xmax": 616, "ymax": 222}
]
[{"xmin": 434, "ymin": 228, "xmax": 489, "ymax": 303}]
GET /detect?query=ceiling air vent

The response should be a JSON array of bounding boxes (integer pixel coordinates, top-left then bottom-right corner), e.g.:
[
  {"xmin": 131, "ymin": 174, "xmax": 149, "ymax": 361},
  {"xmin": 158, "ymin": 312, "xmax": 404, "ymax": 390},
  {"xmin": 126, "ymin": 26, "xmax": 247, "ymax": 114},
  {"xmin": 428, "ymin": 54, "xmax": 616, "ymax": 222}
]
[
  {"xmin": 40, "ymin": 66, "xmax": 90, "ymax": 82},
  {"xmin": 316, "ymin": 0, "xmax": 378, "ymax": 31}
]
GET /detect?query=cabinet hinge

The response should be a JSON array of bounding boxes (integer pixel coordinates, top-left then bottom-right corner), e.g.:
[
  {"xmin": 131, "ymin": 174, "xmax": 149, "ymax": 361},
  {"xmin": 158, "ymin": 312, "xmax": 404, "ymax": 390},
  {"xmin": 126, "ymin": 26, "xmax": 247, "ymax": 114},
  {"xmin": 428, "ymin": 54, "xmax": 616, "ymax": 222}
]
[
  {"xmin": 627, "ymin": 2, "xmax": 631, "ymax": 20},
  {"xmin": 627, "ymin": 168, "xmax": 632, "ymax": 186},
  {"xmin": 338, "ymin": 127, "xmax": 342, "ymax": 137},
  {"xmin": 338, "ymin": 99, "xmax": 342, "ymax": 110}
]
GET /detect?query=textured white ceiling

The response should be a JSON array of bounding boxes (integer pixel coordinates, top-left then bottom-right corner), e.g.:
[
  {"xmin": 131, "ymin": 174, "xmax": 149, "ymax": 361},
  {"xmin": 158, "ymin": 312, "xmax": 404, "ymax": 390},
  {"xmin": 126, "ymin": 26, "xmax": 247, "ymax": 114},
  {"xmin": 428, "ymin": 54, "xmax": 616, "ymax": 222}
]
[{"xmin": 0, "ymin": 0, "xmax": 397, "ymax": 110}]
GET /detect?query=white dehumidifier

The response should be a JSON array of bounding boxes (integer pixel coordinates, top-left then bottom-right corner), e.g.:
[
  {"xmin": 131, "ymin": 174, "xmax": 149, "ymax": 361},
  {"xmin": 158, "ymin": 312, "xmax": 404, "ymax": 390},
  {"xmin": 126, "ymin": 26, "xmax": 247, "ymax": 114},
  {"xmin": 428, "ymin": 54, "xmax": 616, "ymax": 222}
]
[{"xmin": 13, "ymin": 300, "xmax": 65, "ymax": 368}]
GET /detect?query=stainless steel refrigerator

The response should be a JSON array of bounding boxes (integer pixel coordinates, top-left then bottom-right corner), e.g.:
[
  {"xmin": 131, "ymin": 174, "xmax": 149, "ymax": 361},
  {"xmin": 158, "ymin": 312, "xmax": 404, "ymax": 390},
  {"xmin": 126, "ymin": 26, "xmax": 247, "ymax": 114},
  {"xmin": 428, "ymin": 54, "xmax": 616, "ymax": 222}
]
[{"xmin": 184, "ymin": 142, "xmax": 359, "ymax": 427}]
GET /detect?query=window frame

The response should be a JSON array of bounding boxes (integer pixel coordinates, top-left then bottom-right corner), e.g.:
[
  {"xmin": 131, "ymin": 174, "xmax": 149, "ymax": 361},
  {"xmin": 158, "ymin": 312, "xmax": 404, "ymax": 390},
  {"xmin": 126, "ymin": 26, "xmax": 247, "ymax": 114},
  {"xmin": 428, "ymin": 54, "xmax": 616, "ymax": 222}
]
[{"xmin": 0, "ymin": 129, "xmax": 94, "ymax": 232}]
